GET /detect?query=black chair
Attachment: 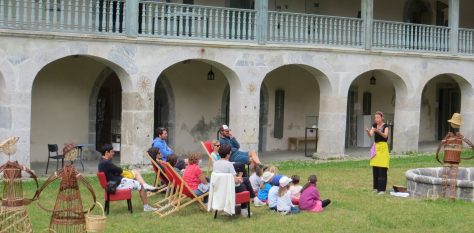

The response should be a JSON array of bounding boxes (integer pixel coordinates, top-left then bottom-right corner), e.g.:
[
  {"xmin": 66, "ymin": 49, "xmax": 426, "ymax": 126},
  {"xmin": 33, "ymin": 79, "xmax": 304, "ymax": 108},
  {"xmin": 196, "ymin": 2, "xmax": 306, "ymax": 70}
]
[{"xmin": 46, "ymin": 144, "xmax": 64, "ymax": 174}]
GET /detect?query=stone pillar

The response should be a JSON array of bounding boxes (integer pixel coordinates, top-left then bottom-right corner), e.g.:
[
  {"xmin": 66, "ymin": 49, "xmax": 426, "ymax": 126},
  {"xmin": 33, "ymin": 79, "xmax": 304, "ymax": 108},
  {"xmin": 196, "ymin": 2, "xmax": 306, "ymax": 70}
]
[
  {"xmin": 362, "ymin": 0, "xmax": 373, "ymax": 50},
  {"xmin": 126, "ymin": 0, "xmax": 139, "ymax": 38},
  {"xmin": 227, "ymin": 70, "xmax": 260, "ymax": 152},
  {"xmin": 449, "ymin": 0, "xmax": 459, "ymax": 54},
  {"xmin": 255, "ymin": 0, "xmax": 268, "ymax": 45},
  {"xmin": 314, "ymin": 94, "xmax": 347, "ymax": 158},
  {"xmin": 460, "ymin": 91, "xmax": 474, "ymax": 143},
  {"xmin": 120, "ymin": 91, "xmax": 154, "ymax": 165},
  {"xmin": 392, "ymin": 93, "xmax": 421, "ymax": 153}
]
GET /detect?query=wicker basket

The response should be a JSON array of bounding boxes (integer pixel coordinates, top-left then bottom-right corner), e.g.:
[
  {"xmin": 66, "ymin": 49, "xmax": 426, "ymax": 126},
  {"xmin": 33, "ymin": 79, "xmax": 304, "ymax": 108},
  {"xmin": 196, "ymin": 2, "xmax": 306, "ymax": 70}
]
[
  {"xmin": 85, "ymin": 202, "xmax": 106, "ymax": 232},
  {"xmin": 393, "ymin": 185, "xmax": 407, "ymax": 193}
]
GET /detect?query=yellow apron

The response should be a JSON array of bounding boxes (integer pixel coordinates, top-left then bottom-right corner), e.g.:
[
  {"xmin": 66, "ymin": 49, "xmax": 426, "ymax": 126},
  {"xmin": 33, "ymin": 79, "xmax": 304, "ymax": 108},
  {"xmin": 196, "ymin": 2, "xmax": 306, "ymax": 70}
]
[{"xmin": 370, "ymin": 142, "xmax": 390, "ymax": 168}]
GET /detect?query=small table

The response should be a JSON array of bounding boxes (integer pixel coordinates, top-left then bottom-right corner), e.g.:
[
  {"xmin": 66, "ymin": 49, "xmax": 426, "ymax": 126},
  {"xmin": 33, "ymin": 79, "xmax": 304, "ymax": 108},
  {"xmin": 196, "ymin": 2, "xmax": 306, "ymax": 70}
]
[
  {"xmin": 304, "ymin": 127, "xmax": 318, "ymax": 157},
  {"xmin": 76, "ymin": 144, "xmax": 95, "ymax": 171}
]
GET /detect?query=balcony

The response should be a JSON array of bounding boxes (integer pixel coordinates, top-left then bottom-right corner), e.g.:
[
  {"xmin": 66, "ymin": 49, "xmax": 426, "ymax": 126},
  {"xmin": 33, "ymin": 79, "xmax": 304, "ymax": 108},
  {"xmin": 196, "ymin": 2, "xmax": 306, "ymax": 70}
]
[{"xmin": 1, "ymin": 1, "xmax": 473, "ymax": 55}]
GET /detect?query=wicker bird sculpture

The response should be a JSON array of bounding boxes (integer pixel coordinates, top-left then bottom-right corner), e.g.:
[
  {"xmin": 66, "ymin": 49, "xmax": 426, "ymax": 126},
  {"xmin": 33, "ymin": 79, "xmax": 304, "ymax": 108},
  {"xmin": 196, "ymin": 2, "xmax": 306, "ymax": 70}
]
[
  {"xmin": 35, "ymin": 144, "xmax": 96, "ymax": 233},
  {"xmin": 0, "ymin": 136, "xmax": 39, "ymax": 233}
]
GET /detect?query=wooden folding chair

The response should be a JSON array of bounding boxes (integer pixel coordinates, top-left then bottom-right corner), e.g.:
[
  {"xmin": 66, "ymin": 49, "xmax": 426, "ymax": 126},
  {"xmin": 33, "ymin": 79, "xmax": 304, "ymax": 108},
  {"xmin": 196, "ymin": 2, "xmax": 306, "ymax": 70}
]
[
  {"xmin": 200, "ymin": 141, "xmax": 214, "ymax": 175},
  {"xmin": 144, "ymin": 151, "xmax": 170, "ymax": 197},
  {"xmin": 154, "ymin": 160, "xmax": 209, "ymax": 218}
]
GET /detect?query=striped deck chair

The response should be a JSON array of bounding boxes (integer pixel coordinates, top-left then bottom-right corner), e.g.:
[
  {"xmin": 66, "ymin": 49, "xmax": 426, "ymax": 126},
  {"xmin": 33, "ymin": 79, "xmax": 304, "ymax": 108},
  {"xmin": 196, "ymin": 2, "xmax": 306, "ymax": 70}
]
[
  {"xmin": 154, "ymin": 160, "xmax": 208, "ymax": 218},
  {"xmin": 200, "ymin": 141, "xmax": 215, "ymax": 175},
  {"xmin": 144, "ymin": 151, "xmax": 170, "ymax": 197}
]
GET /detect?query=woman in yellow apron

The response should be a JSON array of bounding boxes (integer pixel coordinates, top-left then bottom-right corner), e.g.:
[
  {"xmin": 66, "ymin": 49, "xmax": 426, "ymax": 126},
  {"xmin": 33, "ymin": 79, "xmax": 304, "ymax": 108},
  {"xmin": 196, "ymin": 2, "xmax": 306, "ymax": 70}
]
[{"xmin": 365, "ymin": 111, "xmax": 390, "ymax": 195}]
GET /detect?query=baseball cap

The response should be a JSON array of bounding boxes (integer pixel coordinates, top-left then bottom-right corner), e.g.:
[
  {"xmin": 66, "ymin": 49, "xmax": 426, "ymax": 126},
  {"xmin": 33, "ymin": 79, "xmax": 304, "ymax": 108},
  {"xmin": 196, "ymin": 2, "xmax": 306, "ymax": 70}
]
[
  {"xmin": 279, "ymin": 176, "xmax": 292, "ymax": 187},
  {"xmin": 262, "ymin": 171, "xmax": 274, "ymax": 182},
  {"xmin": 219, "ymin": 125, "xmax": 230, "ymax": 131}
]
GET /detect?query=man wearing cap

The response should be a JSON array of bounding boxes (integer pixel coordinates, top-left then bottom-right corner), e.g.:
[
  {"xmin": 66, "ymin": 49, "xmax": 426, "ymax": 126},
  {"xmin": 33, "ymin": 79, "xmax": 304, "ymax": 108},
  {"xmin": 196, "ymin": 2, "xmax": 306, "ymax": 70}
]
[{"xmin": 219, "ymin": 125, "xmax": 262, "ymax": 167}]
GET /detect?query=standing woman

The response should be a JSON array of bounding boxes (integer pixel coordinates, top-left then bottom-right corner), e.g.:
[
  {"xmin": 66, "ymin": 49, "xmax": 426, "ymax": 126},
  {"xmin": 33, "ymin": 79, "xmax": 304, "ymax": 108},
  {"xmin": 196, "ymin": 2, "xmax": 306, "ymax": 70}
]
[{"xmin": 365, "ymin": 111, "xmax": 390, "ymax": 194}]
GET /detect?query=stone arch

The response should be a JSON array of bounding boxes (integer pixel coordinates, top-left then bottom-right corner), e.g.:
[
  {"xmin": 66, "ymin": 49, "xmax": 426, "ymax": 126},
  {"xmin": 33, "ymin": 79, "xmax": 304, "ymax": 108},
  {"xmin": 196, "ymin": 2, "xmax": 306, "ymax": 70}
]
[
  {"xmin": 260, "ymin": 64, "xmax": 329, "ymax": 152},
  {"xmin": 403, "ymin": 0, "xmax": 433, "ymax": 24},
  {"xmin": 418, "ymin": 73, "xmax": 473, "ymax": 144},
  {"xmin": 30, "ymin": 55, "xmax": 130, "ymax": 163},
  {"xmin": 153, "ymin": 58, "xmax": 240, "ymax": 154},
  {"xmin": 344, "ymin": 69, "xmax": 409, "ymax": 152}
]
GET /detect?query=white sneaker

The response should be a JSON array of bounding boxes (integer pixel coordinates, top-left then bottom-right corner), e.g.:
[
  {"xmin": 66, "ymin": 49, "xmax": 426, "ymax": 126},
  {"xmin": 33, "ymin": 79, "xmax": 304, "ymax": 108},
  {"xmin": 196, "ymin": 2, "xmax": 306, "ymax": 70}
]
[
  {"xmin": 240, "ymin": 208, "xmax": 253, "ymax": 217},
  {"xmin": 377, "ymin": 191, "xmax": 385, "ymax": 195},
  {"xmin": 254, "ymin": 197, "xmax": 266, "ymax": 207},
  {"xmin": 143, "ymin": 204, "xmax": 157, "ymax": 212},
  {"xmin": 143, "ymin": 183, "xmax": 158, "ymax": 192}
]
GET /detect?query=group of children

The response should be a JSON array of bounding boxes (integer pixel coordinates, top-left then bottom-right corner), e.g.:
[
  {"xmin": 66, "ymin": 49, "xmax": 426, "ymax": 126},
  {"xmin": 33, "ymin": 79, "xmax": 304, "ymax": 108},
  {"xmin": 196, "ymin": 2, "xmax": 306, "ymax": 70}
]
[{"xmin": 250, "ymin": 166, "xmax": 331, "ymax": 215}]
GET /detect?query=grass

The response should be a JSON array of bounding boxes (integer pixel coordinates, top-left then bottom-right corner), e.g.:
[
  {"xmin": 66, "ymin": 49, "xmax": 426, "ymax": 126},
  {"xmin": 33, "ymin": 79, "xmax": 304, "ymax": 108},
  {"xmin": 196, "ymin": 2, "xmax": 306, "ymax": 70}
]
[{"xmin": 13, "ymin": 152, "xmax": 474, "ymax": 233}]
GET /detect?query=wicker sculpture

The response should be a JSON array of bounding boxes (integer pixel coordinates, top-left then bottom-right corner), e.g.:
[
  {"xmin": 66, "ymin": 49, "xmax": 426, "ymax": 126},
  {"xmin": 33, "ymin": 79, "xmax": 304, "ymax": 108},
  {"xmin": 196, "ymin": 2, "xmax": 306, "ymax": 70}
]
[
  {"xmin": 0, "ymin": 136, "xmax": 38, "ymax": 233},
  {"xmin": 36, "ymin": 144, "xmax": 96, "ymax": 233},
  {"xmin": 435, "ymin": 113, "xmax": 474, "ymax": 199}
]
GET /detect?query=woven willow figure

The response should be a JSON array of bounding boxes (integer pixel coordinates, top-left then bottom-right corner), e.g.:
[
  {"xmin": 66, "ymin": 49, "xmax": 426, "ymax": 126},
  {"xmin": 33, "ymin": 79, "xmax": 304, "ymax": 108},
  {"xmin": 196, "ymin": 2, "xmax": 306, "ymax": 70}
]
[
  {"xmin": 0, "ymin": 137, "xmax": 38, "ymax": 233},
  {"xmin": 435, "ymin": 113, "xmax": 474, "ymax": 199},
  {"xmin": 36, "ymin": 144, "xmax": 96, "ymax": 233}
]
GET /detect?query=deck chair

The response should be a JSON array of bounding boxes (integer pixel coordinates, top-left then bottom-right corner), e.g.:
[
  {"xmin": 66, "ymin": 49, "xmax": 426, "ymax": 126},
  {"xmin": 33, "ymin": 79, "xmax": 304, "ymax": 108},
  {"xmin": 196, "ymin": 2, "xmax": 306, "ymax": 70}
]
[
  {"xmin": 200, "ymin": 141, "xmax": 215, "ymax": 175},
  {"xmin": 154, "ymin": 160, "xmax": 209, "ymax": 218},
  {"xmin": 144, "ymin": 151, "xmax": 170, "ymax": 197}
]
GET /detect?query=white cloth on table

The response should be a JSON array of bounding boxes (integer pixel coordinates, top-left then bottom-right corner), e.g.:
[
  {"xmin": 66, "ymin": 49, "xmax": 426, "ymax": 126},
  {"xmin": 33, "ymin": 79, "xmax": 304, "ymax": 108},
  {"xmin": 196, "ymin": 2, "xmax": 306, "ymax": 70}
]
[{"xmin": 208, "ymin": 172, "xmax": 236, "ymax": 215}]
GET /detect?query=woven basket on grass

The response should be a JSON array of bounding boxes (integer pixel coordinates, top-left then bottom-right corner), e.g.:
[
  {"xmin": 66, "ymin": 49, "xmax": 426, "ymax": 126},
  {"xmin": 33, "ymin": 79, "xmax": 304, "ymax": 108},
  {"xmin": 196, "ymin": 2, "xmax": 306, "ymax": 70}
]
[{"xmin": 85, "ymin": 202, "xmax": 106, "ymax": 233}]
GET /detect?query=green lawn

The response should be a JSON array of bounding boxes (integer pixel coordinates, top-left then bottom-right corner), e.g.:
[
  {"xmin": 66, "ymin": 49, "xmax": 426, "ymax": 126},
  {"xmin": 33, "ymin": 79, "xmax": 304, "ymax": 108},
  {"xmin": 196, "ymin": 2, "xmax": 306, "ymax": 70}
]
[{"xmin": 17, "ymin": 152, "xmax": 474, "ymax": 232}]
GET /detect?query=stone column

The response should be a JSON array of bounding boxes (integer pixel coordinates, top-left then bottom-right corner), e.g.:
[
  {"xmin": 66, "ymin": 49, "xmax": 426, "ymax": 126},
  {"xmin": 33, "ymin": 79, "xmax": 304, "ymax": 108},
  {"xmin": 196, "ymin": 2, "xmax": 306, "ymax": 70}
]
[
  {"xmin": 449, "ymin": 0, "xmax": 459, "ymax": 54},
  {"xmin": 460, "ymin": 91, "xmax": 474, "ymax": 143},
  {"xmin": 392, "ymin": 93, "xmax": 421, "ymax": 153},
  {"xmin": 227, "ymin": 69, "xmax": 261, "ymax": 152},
  {"xmin": 362, "ymin": 0, "xmax": 373, "ymax": 50},
  {"xmin": 126, "ymin": 0, "xmax": 139, "ymax": 38},
  {"xmin": 314, "ymin": 94, "xmax": 348, "ymax": 158},
  {"xmin": 120, "ymin": 91, "xmax": 154, "ymax": 165},
  {"xmin": 255, "ymin": 0, "xmax": 268, "ymax": 45}
]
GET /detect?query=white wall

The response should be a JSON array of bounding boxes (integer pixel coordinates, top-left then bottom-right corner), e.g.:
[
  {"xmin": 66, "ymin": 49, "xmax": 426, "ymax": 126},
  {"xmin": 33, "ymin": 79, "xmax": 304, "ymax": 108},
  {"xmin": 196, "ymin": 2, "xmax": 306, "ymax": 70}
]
[
  {"xmin": 262, "ymin": 65, "xmax": 320, "ymax": 151},
  {"xmin": 162, "ymin": 60, "xmax": 228, "ymax": 155},
  {"xmin": 31, "ymin": 57, "xmax": 106, "ymax": 162}
]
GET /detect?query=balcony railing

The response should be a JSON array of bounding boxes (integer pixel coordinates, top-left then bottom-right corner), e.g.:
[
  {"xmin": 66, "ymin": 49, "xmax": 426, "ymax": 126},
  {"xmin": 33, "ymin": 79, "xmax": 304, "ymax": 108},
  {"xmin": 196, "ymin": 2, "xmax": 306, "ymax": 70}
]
[
  {"xmin": 268, "ymin": 11, "xmax": 363, "ymax": 47},
  {"xmin": 0, "ymin": 0, "xmax": 125, "ymax": 34},
  {"xmin": 373, "ymin": 20, "xmax": 450, "ymax": 52},
  {"xmin": 139, "ymin": 2, "xmax": 256, "ymax": 41},
  {"xmin": 1, "ymin": 1, "xmax": 474, "ymax": 56},
  {"xmin": 459, "ymin": 28, "xmax": 474, "ymax": 54}
]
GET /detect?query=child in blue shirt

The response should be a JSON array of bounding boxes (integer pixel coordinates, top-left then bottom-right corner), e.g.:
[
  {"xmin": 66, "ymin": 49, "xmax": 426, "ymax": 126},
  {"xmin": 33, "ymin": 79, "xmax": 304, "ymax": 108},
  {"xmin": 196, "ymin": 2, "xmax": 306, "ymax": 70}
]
[{"xmin": 254, "ymin": 171, "xmax": 274, "ymax": 206}]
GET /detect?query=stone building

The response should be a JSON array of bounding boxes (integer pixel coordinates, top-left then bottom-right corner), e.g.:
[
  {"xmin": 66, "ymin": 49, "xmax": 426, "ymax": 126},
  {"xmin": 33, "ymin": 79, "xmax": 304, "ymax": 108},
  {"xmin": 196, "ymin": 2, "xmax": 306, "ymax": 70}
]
[{"xmin": 1, "ymin": 0, "xmax": 473, "ymax": 166}]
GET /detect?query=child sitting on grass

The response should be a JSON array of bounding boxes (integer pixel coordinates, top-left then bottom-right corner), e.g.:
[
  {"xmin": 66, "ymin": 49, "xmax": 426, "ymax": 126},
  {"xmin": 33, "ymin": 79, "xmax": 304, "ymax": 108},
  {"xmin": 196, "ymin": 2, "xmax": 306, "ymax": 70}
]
[
  {"xmin": 249, "ymin": 164, "xmax": 263, "ymax": 194},
  {"xmin": 254, "ymin": 171, "xmax": 274, "ymax": 207},
  {"xmin": 267, "ymin": 175, "xmax": 282, "ymax": 211},
  {"xmin": 276, "ymin": 176, "xmax": 300, "ymax": 215},
  {"xmin": 299, "ymin": 174, "xmax": 331, "ymax": 212},
  {"xmin": 289, "ymin": 175, "xmax": 303, "ymax": 205}
]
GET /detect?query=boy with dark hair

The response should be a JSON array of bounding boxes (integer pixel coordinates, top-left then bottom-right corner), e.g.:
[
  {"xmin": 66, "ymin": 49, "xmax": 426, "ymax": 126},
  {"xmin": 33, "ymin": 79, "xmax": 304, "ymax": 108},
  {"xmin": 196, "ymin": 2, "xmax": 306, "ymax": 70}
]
[{"xmin": 98, "ymin": 144, "xmax": 158, "ymax": 212}]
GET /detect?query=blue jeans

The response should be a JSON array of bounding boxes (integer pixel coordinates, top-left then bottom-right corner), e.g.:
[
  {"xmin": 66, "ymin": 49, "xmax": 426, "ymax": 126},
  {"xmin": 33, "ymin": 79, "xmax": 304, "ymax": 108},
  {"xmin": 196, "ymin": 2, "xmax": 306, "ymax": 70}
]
[
  {"xmin": 194, "ymin": 189, "xmax": 208, "ymax": 203},
  {"xmin": 290, "ymin": 206, "xmax": 300, "ymax": 214}
]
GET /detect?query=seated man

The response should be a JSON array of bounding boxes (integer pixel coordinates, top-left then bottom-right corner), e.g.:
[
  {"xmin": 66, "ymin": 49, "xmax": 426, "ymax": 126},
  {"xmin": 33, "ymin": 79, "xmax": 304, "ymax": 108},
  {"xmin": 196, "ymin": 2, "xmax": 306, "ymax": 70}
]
[
  {"xmin": 213, "ymin": 144, "xmax": 255, "ymax": 216},
  {"xmin": 219, "ymin": 125, "xmax": 262, "ymax": 167},
  {"xmin": 98, "ymin": 144, "xmax": 158, "ymax": 212},
  {"xmin": 152, "ymin": 127, "xmax": 186, "ymax": 170}
]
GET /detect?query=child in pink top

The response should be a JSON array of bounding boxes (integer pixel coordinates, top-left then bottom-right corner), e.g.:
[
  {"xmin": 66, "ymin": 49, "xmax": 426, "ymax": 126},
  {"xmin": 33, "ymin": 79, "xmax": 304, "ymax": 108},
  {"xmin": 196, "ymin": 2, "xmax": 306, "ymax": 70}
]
[
  {"xmin": 182, "ymin": 153, "xmax": 209, "ymax": 202},
  {"xmin": 299, "ymin": 174, "xmax": 331, "ymax": 212},
  {"xmin": 289, "ymin": 175, "xmax": 303, "ymax": 205}
]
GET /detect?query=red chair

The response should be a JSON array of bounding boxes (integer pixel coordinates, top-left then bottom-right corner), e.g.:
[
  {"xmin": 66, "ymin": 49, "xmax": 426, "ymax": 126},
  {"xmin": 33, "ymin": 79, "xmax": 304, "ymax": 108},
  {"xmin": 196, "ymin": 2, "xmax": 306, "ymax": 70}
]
[
  {"xmin": 97, "ymin": 172, "xmax": 133, "ymax": 214},
  {"xmin": 200, "ymin": 141, "xmax": 214, "ymax": 175},
  {"xmin": 213, "ymin": 191, "xmax": 251, "ymax": 218}
]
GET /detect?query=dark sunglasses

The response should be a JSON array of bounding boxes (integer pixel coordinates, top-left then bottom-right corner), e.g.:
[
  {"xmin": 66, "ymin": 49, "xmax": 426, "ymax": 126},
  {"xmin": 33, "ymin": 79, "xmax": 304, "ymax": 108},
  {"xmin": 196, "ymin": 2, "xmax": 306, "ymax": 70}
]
[{"xmin": 214, "ymin": 144, "xmax": 220, "ymax": 147}]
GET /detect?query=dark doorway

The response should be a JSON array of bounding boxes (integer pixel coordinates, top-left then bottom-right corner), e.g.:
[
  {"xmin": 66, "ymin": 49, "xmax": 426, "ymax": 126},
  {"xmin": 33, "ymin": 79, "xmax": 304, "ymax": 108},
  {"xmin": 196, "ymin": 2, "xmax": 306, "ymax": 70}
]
[
  {"xmin": 96, "ymin": 73, "xmax": 122, "ymax": 150},
  {"xmin": 154, "ymin": 76, "xmax": 173, "ymax": 143},
  {"xmin": 229, "ymin": 0, "xmax": 254, "ymax": 9},
  {"xmin": 437, "ymin": 86, "xmax": 461, "ymax": 139}
]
